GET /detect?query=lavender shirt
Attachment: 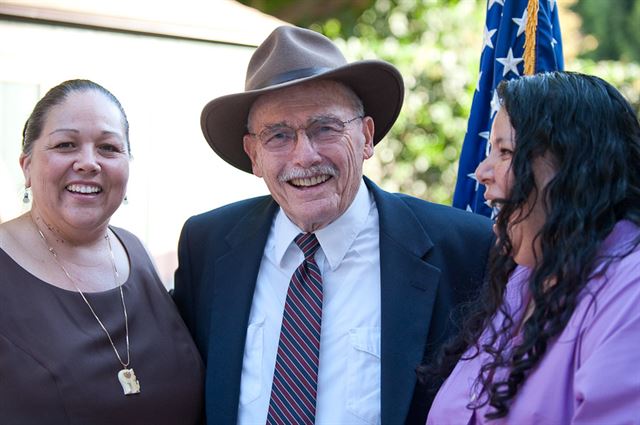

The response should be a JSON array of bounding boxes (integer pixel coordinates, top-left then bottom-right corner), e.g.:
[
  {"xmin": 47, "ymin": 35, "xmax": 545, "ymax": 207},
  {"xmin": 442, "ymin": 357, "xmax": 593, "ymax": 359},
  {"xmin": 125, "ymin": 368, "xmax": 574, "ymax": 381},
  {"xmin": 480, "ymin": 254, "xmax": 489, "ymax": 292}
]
[{"xmin": 427, "ymin": 220, "xmax": 640, "ymax": 425}]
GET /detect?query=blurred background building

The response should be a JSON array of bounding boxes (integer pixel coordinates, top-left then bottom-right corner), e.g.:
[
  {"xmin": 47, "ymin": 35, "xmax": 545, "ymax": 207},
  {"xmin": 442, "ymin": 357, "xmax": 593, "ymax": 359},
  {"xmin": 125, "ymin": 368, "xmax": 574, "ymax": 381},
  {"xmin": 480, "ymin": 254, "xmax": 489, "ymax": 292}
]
[{"xmin": 0, "ymin": 0, "xmax": 285, "ymax": 285}]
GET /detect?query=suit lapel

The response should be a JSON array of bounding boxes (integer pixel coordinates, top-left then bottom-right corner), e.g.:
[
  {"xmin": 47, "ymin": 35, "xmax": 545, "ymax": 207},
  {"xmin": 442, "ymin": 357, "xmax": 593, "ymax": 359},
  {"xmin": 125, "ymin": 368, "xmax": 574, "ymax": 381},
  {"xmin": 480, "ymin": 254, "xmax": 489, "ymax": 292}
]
[
  {"xmin": 205, "ymin": 197, "xmax": 278, "ymax": 424},
  {"xmin": 366, "ymin": 178, "xmax": 441, "ymax": 425},
  {"xmin": 205, "ymin": 181, "xmax": 440, "ymax": 424}
]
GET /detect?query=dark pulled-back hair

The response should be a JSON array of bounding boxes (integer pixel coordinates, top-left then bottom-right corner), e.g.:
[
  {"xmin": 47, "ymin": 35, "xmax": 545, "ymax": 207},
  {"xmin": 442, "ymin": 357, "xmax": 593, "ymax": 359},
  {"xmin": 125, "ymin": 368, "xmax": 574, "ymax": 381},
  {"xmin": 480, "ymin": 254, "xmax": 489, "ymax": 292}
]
[
  {"xmin": 22, "ymin": 79, "xmax": 130, "ymax": 155},
  {"xmin": 419, "ymin": 71, "xmax": 640, "ymax": 418}
]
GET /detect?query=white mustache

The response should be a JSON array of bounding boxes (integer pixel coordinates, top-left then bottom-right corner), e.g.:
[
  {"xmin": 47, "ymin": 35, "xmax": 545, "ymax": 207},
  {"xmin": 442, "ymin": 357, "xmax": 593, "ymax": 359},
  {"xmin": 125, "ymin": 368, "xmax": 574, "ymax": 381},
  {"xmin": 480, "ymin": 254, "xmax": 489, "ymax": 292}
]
[{"xmin": 278, "ymin": 165, "xmax": 338, "ymax": 182}]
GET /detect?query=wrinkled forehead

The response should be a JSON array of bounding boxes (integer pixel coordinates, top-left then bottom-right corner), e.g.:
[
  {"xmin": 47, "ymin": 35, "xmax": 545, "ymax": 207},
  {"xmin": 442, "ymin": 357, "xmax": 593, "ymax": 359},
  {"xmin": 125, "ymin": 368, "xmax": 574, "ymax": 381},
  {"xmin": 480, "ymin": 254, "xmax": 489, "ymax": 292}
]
[{"xmin": 248, "ymin": 80, "xmax": 361, "ymax": 127}]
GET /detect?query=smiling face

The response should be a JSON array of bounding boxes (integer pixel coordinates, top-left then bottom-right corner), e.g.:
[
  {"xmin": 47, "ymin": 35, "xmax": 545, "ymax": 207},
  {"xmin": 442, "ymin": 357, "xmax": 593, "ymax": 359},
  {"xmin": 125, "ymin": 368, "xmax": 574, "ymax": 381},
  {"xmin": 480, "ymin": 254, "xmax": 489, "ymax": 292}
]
[
  {"xmin": 20, "ymin": 90, "xmax": 130, "ymax": 240},
  {"xmin": 243, "ymin": 80, "xmax": 375, "ymax": 232},
  {"xmin": 476, "ymin": 108, "xmax": 557, "ymax": 267}
]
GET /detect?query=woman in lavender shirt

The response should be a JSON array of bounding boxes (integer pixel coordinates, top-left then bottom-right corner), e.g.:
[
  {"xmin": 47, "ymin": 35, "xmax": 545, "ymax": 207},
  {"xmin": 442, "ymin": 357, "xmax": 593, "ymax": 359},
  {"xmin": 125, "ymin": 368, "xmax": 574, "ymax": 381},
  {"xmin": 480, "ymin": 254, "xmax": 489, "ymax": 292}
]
[{"xmin": 424, "ymin": 72, "xmax": 640, "ymax": 424}]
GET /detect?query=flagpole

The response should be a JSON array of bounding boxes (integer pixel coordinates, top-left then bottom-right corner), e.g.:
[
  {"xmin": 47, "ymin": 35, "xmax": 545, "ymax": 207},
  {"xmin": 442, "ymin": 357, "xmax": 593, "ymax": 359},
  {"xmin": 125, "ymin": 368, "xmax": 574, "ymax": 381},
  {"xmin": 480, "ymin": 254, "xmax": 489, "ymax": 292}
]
[{"xmin": 524, "ymin": 0, "xmax": 540, "ymax": 75}]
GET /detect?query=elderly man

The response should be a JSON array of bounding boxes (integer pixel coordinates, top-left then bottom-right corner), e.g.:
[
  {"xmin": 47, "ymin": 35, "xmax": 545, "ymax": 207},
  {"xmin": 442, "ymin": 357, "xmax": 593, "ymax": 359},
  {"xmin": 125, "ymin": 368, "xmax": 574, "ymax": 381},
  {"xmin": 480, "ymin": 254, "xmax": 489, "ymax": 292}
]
[{"xmin": 174, "ymin": 26, "xmax": 493, "ymax": 425}]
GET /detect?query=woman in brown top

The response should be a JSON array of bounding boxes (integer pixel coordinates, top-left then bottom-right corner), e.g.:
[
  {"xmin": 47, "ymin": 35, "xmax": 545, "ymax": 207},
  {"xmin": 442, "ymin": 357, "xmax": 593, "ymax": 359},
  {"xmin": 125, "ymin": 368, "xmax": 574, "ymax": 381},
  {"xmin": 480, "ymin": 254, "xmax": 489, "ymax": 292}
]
[{"xmin": 0, "ymin": 79, "xmax": 204, "ymax": 424}]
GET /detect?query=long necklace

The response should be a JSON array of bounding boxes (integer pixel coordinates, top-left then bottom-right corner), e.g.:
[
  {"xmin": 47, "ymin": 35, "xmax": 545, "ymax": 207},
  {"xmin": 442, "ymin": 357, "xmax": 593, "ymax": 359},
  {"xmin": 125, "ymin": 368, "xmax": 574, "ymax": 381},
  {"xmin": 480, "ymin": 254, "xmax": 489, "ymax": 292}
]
[{"xmin": 33, "ymin": 218, "xmax": 141, "ymax": 395}]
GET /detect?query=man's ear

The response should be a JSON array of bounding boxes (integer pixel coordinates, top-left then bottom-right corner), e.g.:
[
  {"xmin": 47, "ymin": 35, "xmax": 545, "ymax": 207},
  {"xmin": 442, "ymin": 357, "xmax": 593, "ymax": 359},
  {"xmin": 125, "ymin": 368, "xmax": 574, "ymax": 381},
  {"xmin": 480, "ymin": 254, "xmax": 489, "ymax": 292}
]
[
  {"xmin": 362, "ymin": 116, "xmax": 375, "ymax": 159},
  {"xmin": 243, "ymin": 135, "xmax": 263, "ymax": 177}
]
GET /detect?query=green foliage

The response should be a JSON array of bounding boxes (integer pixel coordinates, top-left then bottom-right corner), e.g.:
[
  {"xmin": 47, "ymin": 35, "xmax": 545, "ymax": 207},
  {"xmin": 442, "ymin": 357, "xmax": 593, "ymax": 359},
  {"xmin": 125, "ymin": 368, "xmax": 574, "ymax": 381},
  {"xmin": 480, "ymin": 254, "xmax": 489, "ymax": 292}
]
[
  {"xmin": 571, "ymin": 0, "xmax": 640, "ymax": 62},
  {"xmin": 570, "ymin": 59, "xmax": 640, "ymax": 114},
  {"xmin": 313, "ymin": 0, "xmax": 486, "ymax": 204}
]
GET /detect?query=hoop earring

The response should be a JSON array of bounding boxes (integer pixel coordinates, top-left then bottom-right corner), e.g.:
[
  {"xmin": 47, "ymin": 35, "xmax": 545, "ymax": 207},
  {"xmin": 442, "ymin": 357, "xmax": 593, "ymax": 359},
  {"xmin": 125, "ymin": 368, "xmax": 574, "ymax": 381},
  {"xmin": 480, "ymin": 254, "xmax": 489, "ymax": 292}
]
[{"xmin": 22, "ymin": 188, "xmax": 30, "ymax": 204}]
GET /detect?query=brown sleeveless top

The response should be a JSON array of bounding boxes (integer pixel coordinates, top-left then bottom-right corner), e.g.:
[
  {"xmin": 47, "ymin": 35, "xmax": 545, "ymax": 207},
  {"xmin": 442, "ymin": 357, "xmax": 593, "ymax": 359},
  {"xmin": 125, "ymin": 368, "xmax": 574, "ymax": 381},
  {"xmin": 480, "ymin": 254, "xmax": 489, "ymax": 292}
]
[{"xmin": 0, "ymin": 227, "xmax": 204, "ymax": 425}]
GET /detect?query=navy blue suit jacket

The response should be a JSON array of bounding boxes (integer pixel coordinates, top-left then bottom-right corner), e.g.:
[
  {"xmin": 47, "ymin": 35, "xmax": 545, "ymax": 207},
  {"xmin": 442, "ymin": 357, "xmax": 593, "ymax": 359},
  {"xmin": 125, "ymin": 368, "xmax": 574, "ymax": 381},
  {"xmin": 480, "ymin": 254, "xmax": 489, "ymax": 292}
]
[{"xmin": 174, "ymin": 177, "xmax": 493, "ymax": 424}]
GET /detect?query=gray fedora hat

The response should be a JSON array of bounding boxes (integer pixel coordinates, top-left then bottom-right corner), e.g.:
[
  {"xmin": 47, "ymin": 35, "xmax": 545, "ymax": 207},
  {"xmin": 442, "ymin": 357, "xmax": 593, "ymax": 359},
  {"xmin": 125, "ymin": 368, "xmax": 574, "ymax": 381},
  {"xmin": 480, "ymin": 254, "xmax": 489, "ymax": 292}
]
[{"xmin": 200, "ymin": 25, "xmax": 405, "ymax": 173}]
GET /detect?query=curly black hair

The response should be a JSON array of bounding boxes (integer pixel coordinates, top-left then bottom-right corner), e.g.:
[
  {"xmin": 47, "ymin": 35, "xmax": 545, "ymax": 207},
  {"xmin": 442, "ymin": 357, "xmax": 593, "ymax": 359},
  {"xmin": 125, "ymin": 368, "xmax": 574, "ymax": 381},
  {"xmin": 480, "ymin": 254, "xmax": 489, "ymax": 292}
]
[{"xmin": 418, "ymin": 71, "xmax": 640, "ymax": 419}]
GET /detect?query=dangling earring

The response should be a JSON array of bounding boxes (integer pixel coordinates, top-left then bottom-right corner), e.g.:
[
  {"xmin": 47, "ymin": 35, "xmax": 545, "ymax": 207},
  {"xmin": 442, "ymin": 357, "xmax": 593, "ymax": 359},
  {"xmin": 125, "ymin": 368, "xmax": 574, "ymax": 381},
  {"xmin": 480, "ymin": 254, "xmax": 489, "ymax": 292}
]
[
  {"xmin": 123, "ymin": 195, "xmax": 129, "ymax": 205},
  {"xmin": 22, "ymin": 188, "xmax": 30, "ymax": 204}
]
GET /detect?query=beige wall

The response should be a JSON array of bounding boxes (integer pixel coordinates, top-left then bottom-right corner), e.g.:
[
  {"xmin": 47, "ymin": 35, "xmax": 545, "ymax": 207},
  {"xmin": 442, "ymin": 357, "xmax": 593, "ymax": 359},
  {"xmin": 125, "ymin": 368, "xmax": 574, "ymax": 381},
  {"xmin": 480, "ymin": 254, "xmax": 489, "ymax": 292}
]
[{"xmin": 0, "ymin": 14, "xmax": 278, "ymax": 286}]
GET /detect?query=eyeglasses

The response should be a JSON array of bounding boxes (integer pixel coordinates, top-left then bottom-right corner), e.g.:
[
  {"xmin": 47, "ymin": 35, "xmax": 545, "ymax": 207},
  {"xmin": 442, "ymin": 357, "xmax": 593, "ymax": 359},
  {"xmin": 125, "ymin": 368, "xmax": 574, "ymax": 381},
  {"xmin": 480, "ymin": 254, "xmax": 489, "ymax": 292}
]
[{"xmin": 248, "ymin": 115, "xmax": 363, "ymax": 153}]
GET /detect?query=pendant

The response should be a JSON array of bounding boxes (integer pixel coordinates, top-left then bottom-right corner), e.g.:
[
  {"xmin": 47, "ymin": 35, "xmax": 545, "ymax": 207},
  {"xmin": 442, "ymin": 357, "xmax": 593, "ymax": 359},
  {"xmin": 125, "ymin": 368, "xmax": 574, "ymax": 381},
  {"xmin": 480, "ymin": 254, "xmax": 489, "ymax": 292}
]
[{"xmin": 117, "ymin": 368, "xmax": 141, "ymax": 395}]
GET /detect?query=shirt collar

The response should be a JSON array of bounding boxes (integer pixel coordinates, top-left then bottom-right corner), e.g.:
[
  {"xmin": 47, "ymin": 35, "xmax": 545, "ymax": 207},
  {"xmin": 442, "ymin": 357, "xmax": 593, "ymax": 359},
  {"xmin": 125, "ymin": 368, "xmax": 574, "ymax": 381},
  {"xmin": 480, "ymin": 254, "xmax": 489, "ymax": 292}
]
[{"xmin": 272, "ymin": 179, "xmax": 372, "ymax": 270}]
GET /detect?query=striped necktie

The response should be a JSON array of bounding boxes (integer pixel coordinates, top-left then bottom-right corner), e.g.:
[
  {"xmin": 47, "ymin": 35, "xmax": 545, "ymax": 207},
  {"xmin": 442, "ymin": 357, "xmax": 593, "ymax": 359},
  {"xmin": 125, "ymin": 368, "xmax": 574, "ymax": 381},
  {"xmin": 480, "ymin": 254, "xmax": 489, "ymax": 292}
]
[{"xmin": 266, "ymin": 232, "xmax": 323, "ymax": 425}]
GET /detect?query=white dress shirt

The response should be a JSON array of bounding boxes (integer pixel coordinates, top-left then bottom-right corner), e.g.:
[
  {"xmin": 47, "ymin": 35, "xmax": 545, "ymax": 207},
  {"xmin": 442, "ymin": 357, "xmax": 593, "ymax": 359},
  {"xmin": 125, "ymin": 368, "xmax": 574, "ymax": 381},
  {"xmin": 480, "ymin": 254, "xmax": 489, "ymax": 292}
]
[{"xmin": 238, "ymin": 180, "xmax": 382, "ymax": 425}]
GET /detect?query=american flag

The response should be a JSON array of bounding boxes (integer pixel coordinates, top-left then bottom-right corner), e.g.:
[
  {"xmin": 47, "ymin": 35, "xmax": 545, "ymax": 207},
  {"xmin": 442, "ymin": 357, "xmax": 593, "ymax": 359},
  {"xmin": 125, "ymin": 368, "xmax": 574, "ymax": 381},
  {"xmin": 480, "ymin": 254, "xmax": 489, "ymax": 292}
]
[{"xmin": 452, "ymin": 0, "xmax": 564, "ymax": 215}]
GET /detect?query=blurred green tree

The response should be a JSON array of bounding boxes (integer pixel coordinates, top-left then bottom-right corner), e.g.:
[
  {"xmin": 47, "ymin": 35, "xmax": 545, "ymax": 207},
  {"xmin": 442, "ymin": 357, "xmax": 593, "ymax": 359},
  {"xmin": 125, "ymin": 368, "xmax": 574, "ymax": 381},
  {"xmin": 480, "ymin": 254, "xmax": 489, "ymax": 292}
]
[{"xmin": 571, "ymin": 0, "xmax": 640, "ymax": 62}]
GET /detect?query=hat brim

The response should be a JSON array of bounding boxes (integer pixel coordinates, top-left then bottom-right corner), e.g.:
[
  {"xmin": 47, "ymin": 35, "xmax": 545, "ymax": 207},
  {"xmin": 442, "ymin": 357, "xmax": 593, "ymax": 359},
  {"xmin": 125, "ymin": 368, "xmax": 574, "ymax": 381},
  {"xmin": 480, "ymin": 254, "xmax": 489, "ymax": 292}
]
[{"xmin": 200, "ymin": 60, "xmax": 404, "ymax": 173}]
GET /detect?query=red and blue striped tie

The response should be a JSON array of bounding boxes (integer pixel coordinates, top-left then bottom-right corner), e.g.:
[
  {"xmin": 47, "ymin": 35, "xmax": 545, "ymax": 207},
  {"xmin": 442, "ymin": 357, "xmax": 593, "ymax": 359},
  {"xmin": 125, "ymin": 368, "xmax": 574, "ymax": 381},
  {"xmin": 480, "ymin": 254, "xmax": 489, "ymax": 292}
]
[{"xmin": 267, "ymin": 232, "xmax": 323, "ymax": 425}]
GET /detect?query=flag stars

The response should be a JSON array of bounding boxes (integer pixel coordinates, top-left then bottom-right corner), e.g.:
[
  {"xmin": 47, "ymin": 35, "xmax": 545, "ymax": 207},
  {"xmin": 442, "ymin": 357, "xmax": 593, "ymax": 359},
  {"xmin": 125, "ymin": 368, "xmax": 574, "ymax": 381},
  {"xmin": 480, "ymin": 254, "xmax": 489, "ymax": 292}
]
[
  {"xmin": 479, "ymin": 131, "xmax": 491, "ymax": 156},
  {"xmin": 497, "ymin": 48, "xmax": 524, "ymax": 77},
  {"xmin": 490, "ymin": 89, "xmax": 501, "ymax": 118},
  {"xmin": 512, "ymin": 8, "xmax": 528, "ymax": 37},
  {"xmin": 467, "ymin": 172, "xmax": 480, "ymax": 191},
  {"xmin": 483, "ymin": 26, "xmax": 497, "ymax": 51},
  {"xmin": 455, "ymin": 0, "xmax": 562, "ymax": 215}
]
